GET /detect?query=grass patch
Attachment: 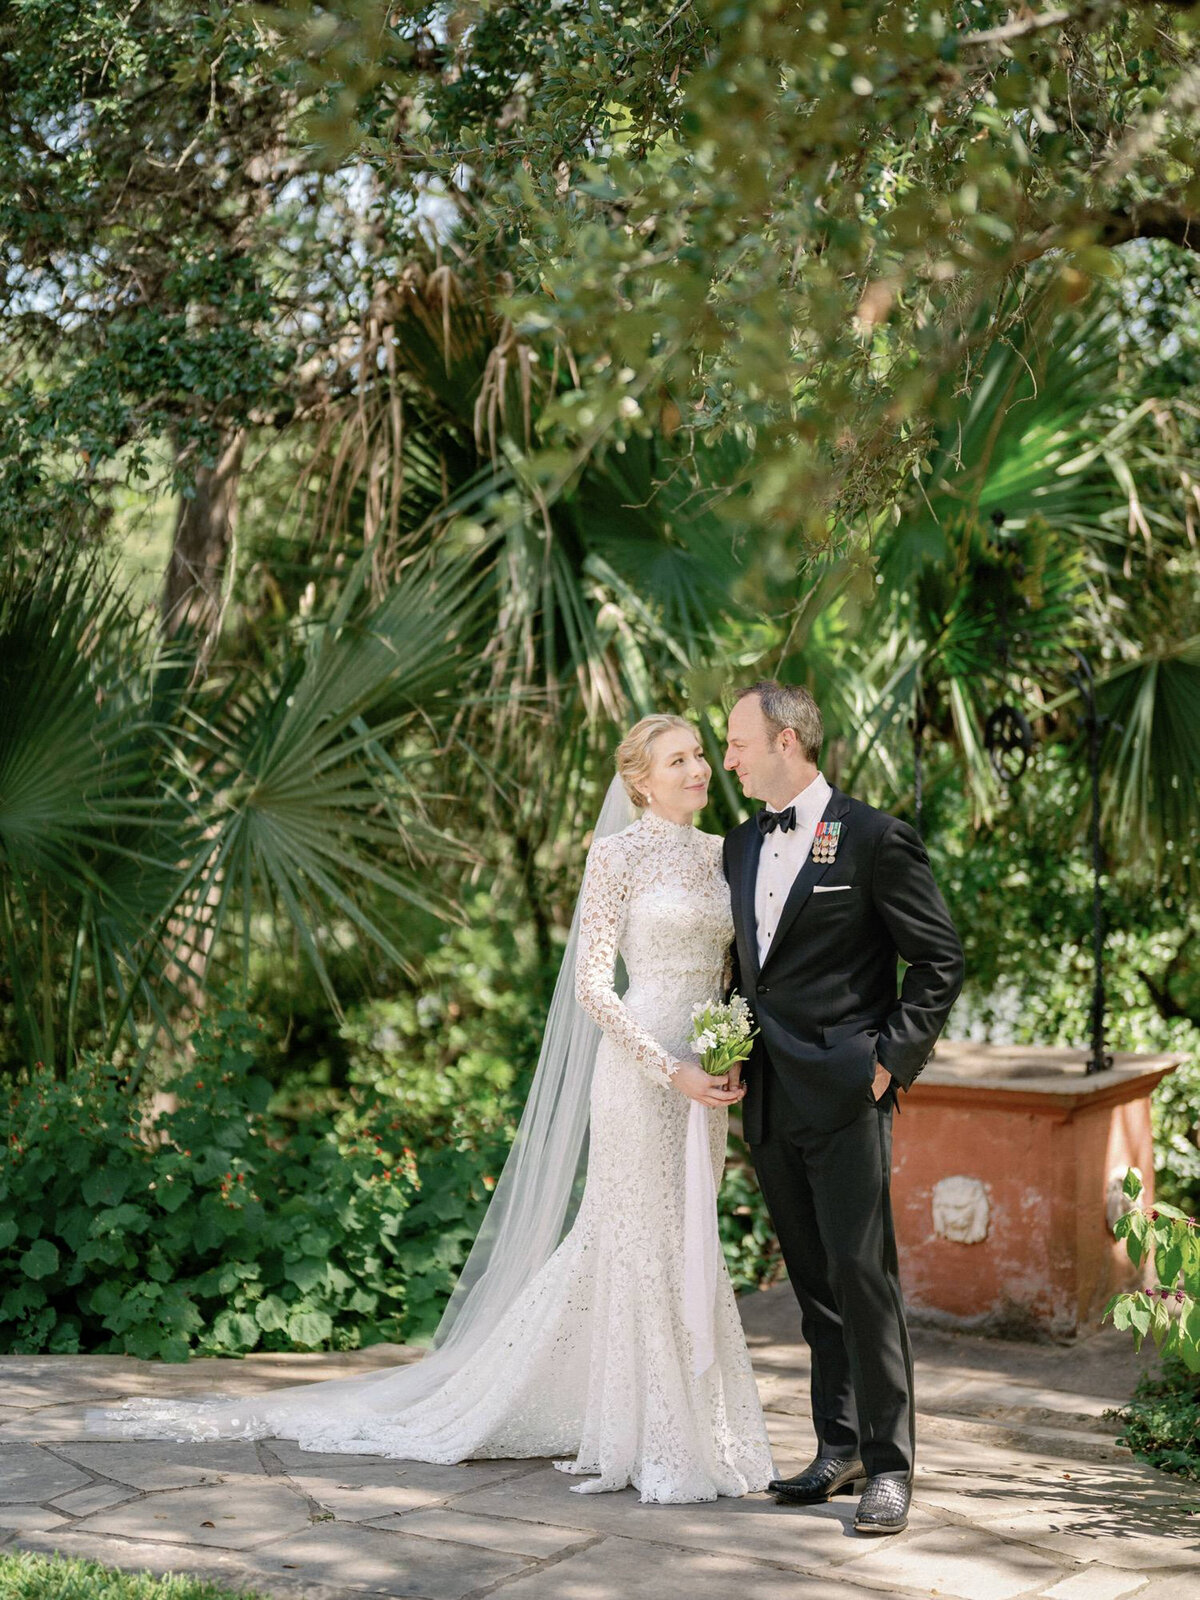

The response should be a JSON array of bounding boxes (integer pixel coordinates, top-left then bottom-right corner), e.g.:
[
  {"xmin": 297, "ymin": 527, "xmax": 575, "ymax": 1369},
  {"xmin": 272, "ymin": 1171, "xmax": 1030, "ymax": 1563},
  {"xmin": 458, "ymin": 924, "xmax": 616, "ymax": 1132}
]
[
  {"xmin": 0, "ymin": 1553, "xmax": 270, "ymax": 1600},
  {"xmin": 1114, "ymin": 1358, "xmax": 1200, "ymax": 1482}
]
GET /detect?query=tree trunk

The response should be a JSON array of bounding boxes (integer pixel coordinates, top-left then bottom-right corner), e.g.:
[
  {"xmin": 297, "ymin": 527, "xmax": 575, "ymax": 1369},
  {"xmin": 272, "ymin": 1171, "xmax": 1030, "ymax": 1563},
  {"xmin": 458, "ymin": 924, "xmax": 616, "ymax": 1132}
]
[{"xmin": 161, "ymin": 428, "xmax": 246, "ymax": 650}]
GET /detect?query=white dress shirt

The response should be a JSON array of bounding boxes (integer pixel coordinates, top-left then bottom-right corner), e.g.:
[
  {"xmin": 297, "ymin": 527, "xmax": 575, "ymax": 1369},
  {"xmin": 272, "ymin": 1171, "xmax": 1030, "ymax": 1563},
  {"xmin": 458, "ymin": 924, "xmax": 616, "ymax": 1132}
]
[{"xmin": 754, "ymin": 772, "xmax": 833, "ymax": 967}]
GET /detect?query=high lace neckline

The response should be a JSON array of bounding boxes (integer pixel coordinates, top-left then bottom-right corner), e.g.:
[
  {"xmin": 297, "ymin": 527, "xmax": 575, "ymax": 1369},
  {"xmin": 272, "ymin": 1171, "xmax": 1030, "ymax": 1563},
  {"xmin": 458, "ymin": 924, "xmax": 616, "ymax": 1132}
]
[{"xmin": 638, "ymin": 808, "xmax": 698, "ymax": 837}]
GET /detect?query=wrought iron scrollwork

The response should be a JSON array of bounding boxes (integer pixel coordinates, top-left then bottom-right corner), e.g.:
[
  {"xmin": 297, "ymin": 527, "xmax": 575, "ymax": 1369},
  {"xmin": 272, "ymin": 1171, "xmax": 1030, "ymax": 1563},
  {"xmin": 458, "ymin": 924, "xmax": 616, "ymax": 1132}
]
[
  {"xmin": 1067, "ymin": 649, "xmax": 1113, "ymax": 1076},
  {"xmin": 983, "ymin": 702, "xmax": 1035, "ymax": 783}
]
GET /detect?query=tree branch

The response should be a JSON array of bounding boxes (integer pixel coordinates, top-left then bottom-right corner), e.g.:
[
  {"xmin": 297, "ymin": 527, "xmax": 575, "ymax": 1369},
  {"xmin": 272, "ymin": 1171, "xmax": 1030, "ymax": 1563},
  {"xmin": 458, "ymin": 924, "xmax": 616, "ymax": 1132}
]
[
  {"xmin": 958, "ymin": 9, "xmax": 1072, "ymax": 49},
  {"xmin": 1139, "ymin": 930, "xmax": 1200, "ymax": 1028}
]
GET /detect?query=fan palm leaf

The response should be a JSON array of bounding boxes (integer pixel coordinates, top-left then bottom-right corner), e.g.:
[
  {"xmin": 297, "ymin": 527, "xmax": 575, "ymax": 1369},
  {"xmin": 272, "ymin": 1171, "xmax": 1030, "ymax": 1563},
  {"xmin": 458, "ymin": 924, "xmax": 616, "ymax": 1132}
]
[
  {"xmin": 0, "ymin": 556, "xmax": 193, "ymax": 1069},
  {"xmin": 878, "ymin": 277, "xmax": 1165, "ymax": 588},
  {"xmin": 1096, "ymin": 636, "xmax": 1200, "ymax": 878},
  {"xmin": 164, "ymin": 551, "xmax": 489, "ymax": 1019},
  {"xmin": 0, "ymin": 543, "xmax": 488, "ymax": 1077}
]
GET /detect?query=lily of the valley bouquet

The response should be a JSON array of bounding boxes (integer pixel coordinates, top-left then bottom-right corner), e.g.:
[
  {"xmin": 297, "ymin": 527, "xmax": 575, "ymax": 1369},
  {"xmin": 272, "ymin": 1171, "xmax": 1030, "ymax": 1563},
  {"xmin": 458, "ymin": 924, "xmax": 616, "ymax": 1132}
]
[{"xmin": 688, "ymin": 993, "xmax": 758, "ymax": 1077}]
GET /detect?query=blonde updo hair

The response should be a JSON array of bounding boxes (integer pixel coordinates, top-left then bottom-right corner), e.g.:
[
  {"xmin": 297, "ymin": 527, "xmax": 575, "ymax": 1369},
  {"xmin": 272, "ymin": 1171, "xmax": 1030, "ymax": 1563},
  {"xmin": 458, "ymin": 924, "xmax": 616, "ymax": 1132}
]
[{"xmin": 615, "ymin": 713, "xmax": 697, "ymax": 809}]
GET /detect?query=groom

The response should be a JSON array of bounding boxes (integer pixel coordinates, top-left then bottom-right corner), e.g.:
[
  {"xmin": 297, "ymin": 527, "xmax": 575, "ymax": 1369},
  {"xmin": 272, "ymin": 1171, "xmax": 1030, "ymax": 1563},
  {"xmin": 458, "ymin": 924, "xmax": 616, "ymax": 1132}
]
[{"xmin": 721, "ymin": 680, "xmax": 964, "ymax": 1535}]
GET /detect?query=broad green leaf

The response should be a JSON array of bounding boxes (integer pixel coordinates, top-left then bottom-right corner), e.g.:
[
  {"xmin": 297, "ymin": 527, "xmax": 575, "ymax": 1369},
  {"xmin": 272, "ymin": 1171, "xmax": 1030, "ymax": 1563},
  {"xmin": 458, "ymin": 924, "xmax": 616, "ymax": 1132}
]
[
  {"xmin": 212, "ymin": 1310, "xmax": 260, "ymax": 1351},
  {"xmin": 286, "ymin": 1308, "xmax": 333, "ymax": 1347},
  {"xmin": 19, "ymin": 1239, "xmax": 60, "ymax": 1280},
  {"xmin": 254, "ymin": 1294, "xmax": 290, "ymax": 1332},
  {"xmin": 1128, "ymin": 1295, "xmax": 1152, "ymax": 1340},
  {"xmin": 283, "ymin": 1257, "xmax": 326, "ymax": 1293}
]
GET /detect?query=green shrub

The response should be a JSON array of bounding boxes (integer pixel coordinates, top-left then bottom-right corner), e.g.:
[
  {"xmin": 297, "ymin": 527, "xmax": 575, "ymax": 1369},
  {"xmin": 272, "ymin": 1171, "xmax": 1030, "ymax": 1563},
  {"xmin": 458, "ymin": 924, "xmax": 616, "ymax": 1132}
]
[
  {"xmin": 719, "ymin": 1136, "xmax": 784, "ymax": 1295},
  {"xmin": 335, "ymin": 891, "xmax": 552, "ymax": 1144},
  {"xmin": 1114, "ymin": 1359, "xmax": 1200, "ymax": 1483},
  {"xmin": 0, "ymin": 873, "xmax": 784, "ymax": 1362},
  {"xmin": 0, "ymin": 1005, "xmax": 506, "ymax": 1358}
]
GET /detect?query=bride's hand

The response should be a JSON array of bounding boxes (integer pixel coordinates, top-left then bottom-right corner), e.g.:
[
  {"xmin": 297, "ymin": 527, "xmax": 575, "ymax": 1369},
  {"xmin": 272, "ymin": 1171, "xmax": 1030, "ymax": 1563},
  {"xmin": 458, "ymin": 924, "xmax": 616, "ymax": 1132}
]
[{"xmin": 671, "ymin": 1060, "xmax": 743, "ymax": 1107}]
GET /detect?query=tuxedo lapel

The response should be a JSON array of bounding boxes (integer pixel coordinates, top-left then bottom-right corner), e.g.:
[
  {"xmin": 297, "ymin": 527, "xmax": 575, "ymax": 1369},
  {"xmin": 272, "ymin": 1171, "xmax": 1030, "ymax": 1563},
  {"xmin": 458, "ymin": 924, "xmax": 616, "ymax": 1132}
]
[
  {"xmin": 737, "ymin": 823, "xmax": 764, "ymax": 985},
  {"xmin": 760, "ymin": 787, "xmax": 851, "ymax": 972}
]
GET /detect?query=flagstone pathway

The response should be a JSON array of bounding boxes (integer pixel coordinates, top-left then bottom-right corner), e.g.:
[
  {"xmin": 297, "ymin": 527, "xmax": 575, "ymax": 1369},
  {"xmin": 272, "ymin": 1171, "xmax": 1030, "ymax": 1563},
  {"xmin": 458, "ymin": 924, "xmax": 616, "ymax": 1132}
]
[{"xmin": 2, "ymin": 1286, "xmax": 1198, "ymax": 1600}]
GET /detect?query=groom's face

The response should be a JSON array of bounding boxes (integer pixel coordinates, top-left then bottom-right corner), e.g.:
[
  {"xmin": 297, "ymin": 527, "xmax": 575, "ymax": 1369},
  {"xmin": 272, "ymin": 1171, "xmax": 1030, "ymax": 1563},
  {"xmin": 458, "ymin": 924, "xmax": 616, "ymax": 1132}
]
[{"xmin": 724, "ymin": 697, "xmax": 785, "ymax": 801}]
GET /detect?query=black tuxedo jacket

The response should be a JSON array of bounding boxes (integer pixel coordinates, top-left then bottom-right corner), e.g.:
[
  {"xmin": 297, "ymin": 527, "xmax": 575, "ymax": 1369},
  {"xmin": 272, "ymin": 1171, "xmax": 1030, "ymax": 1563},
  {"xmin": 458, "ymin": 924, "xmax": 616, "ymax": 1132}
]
[{"xmin": 723, "ymin": 786, "xmax": 965, "ymax": 1140}]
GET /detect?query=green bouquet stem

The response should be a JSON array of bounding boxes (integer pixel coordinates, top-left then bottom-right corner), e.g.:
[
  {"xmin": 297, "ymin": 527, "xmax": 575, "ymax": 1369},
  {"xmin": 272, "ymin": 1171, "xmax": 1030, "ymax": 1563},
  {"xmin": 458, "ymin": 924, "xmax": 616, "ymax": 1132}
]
[
  {"xmin": 689, "ymin": 996, "xmax": 758, "ymax": 1079},
  {"xmin": 699, "ymin": 1043, "xmax": 757, "ymax": 1077}
]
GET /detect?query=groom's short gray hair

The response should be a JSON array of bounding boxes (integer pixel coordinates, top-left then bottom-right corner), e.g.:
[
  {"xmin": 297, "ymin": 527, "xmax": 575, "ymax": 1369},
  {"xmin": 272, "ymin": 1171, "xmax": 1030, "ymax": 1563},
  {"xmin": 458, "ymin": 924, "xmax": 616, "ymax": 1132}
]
[{"xmin": 734, "ymin": 679, "xmax": 823, "ymax": 763}]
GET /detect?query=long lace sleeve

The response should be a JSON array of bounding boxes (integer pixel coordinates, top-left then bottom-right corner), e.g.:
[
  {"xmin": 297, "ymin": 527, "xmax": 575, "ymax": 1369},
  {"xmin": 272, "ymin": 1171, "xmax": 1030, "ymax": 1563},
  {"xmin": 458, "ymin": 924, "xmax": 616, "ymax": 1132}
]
[{"xmin": 574, "ymin": 836, "xmax": 681, "ymax": 1088}]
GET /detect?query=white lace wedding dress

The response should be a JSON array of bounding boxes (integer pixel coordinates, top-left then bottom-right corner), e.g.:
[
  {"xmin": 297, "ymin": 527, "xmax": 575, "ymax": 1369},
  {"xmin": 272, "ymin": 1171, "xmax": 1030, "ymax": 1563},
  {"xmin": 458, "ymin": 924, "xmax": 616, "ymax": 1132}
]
[{"xmin": 93, "ymin": 809, "xmax": 775, "ymax": 1504}]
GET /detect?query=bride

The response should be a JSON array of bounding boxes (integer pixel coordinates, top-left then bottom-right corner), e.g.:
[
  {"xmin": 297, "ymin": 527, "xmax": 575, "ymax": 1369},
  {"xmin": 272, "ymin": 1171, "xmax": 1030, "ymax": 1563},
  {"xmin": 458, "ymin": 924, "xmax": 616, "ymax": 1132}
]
[{"xmin": 93, "ymin": 714, "xmax": 776, "ymax": 1505}]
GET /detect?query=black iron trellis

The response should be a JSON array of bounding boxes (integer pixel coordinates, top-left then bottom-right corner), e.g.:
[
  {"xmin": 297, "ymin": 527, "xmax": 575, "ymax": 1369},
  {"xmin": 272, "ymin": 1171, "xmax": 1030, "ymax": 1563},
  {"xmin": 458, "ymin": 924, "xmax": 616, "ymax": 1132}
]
[
  {"xmin": 1066, "ymin": 648, "xmax": 1114, "ymax": 1076},
  {"xmin": 982, "ymin": 510, "xmax": 1035, "ymax": 785}
]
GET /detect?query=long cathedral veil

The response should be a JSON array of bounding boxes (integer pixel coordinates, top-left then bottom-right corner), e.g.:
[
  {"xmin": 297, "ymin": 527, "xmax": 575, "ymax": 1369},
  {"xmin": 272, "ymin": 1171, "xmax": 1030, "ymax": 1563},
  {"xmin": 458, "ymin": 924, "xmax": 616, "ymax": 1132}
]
[
  {"xmin": 92, "ymin": 774, "xmax": 636, "ymax": 1440},
  {"xmin": 425, "ymin": 772, "xmax": 635, "ymax": 1360}
]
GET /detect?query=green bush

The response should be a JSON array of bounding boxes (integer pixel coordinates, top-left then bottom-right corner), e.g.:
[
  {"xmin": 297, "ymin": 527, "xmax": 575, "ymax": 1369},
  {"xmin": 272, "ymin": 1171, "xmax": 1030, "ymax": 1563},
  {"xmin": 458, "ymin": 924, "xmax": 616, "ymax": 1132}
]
[
  {"xmin": 336, "ymin": 892, "xmax": 550, "ymax": 1145},
  {"xmin": 1104, "ymin": 1166, "xmax": 1200, "ymax": 1486},
  {"xmin": 1114, "ymin": 1359, "xmax": 1200, "ymax": 1482},
  {"xmin": 0, "ymin": 1006, "xmax": 506, "ymax": 1358},
  {"xmin": 719, "ymin": 1136, "xmax": 784, "ymax": 1296},
  {"xmin": 0, "ymin": 878, "xmax": 786, "ymax": 1361}
]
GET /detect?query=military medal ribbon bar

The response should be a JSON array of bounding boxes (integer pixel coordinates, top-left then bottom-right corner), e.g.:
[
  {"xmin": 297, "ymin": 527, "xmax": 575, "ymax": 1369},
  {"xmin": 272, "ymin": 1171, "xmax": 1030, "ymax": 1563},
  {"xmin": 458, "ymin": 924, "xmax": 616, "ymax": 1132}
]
[{"xmin": 812, "ymin": 819, "xmax": 842, "ymax": 864}]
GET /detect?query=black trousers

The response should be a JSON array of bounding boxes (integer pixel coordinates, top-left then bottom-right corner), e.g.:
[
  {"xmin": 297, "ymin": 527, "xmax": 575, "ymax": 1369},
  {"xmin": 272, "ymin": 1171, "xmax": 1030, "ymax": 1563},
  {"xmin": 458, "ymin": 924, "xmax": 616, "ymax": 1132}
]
[{"xmin": 749, "ymin": 1063, "xmax": 915, "ymax": 1480}]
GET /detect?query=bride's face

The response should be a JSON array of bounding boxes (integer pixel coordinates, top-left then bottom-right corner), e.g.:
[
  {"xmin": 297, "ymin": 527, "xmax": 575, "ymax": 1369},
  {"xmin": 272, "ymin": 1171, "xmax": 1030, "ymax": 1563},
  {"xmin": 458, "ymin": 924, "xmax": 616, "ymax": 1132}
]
[{"xmin": 644, "ymin": 729, "xmax": 711, "ymax": 817}]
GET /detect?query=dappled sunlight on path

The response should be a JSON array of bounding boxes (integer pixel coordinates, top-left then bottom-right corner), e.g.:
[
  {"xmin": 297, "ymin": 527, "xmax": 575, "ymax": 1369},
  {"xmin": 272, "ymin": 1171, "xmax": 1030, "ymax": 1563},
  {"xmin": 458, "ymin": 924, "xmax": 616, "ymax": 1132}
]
[{"xmin": 2, "ymin": 1286, "xmax": 1197, "ymax": 1600}]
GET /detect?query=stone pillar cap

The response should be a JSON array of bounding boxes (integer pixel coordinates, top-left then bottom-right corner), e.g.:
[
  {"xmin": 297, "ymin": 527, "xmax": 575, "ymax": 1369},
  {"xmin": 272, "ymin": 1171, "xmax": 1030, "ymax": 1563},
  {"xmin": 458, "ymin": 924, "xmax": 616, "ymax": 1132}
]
[{"xmin": 915, "ymin": 1042, "xmax": 1178, "ymax": 1108}]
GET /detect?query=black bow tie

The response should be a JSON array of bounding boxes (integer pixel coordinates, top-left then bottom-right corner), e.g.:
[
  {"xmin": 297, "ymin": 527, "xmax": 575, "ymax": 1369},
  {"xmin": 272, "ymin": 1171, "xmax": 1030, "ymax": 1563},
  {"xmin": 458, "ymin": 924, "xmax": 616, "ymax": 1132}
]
[{"xmin": 757, "ymin": 805, "xmax": 796, "ymax": 837}]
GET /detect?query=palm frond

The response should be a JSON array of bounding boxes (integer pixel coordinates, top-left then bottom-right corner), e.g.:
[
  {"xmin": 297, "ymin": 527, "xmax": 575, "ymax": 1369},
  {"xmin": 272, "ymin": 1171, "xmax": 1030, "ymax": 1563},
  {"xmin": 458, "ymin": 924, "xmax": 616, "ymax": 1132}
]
[
  {"xmin": 1096, "ymin": 636, "xmax": 1200, "ymax": 878},
  {"xmin": 178, "ymin": 551, "xmax": 488, "ymax": 1008},
  {"xmin": 0, "ymin": 555, "xmax": 194, "ymax": 1068}
]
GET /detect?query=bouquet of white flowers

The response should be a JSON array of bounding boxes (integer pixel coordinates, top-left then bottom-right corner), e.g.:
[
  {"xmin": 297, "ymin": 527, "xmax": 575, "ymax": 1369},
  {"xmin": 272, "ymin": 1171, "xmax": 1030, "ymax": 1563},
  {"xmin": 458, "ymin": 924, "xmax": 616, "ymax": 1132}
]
[{"xmin": 688, "ymin": 993, "xmax": 758, "ymax": 1077}]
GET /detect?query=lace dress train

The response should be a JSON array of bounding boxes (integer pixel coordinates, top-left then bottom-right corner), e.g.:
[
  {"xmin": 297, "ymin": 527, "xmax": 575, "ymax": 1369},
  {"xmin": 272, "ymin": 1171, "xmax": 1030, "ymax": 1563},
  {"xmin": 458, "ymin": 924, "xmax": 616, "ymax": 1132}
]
[{"xmin": 93, "ymin": 810, "xmax": 775, "ymax": 1505}]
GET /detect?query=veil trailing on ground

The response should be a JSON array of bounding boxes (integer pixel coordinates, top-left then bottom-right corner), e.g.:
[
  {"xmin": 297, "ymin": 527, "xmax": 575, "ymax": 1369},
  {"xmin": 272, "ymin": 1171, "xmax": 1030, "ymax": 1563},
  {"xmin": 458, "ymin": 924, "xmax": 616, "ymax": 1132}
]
[{"xmin": 91, "ymin": 775, "xmax": 637, "ymax": 1440}]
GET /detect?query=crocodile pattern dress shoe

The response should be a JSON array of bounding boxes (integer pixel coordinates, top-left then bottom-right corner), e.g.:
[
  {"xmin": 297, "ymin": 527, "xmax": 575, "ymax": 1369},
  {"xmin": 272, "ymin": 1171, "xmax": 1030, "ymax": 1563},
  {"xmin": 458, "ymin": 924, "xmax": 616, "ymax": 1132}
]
[
  {"xmin": 770, "ymin": 1455, "xmax": 866, "ymax": 1504},
  {"xmin": 854, "ymin": 1473, "xmax": 911, "ymax": 1533}
]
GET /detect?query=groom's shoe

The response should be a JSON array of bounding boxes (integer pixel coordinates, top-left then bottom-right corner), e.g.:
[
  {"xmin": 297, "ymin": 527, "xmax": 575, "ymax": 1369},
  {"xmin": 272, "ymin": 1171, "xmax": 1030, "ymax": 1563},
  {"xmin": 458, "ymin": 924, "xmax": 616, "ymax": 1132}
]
[
  {"xmin": 853, "ymin": 1473, "xmax": 911, "ymax": 1534},
  {"xmin": 770, "ymin": 1454, "xmax": 865, "ymax": 1504}
]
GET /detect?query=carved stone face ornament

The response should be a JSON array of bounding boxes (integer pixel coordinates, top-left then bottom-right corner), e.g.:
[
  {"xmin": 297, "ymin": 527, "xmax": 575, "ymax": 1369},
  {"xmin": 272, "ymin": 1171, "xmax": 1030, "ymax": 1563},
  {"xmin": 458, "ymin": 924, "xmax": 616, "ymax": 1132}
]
[{"xmin": 931, "ymin": 1175, "xmax": 990, "ymax": 1244}]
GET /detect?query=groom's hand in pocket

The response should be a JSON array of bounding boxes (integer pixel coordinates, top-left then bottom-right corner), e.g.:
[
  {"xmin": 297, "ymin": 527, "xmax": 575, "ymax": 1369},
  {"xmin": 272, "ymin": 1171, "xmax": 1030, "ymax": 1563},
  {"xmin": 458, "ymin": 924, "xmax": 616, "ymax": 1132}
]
[
  {"xmin": 672, "ymin": 1061, "xmax": 743, "ymax": 1107},
  {"xmin": 871, "ymin": 1059, "xmax": 894, "ymax": 1104}
]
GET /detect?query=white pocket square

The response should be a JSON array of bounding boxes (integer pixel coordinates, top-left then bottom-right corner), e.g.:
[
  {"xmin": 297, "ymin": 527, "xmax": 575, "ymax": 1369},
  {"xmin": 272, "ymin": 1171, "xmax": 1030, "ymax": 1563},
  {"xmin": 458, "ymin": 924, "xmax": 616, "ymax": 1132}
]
[{"xmin": 812, "ymin": 884, "xmax": 853, "ymax": 893}]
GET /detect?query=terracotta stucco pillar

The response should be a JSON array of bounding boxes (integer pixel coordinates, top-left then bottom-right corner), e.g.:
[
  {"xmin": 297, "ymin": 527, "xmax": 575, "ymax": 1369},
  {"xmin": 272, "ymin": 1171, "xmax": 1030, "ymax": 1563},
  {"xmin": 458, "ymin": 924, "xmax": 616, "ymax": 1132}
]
[{"xmin": 891, "ymin": 1044, "xmax": 1178, "ymax": 1337}]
